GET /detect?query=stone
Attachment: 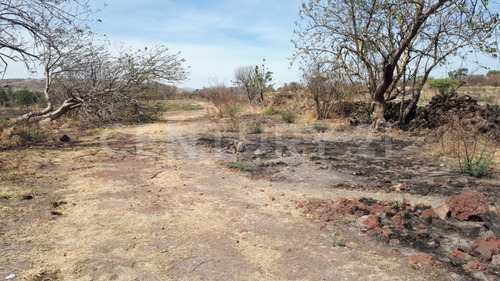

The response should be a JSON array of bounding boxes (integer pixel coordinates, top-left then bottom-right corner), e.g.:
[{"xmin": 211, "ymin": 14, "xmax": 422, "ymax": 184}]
[
  {"xmin": 470, "ymin": 237, "xmax": 500, "ymax": 260},
  {"xmin": 59, "ymin": 134, "xmax": 70, "ymax": 142},
  {"xmin": 491, "ymin": 254, "xmax": 500, "ymax": 266},
  {"xmin": 482, "ymin": 211, "xmax": 500, "ymax": 238},
  {"xmin": 421, "ymin": 209, "xmax": 439, "ymax": 219},
  {"xmin": 465, "ymin": 261, "xmax": 487, "ymax": 271},
  {"xmin": 407, "ymin": 253, "xmax": 435, "ymax": 266},
  {"xmin": 254, "ymin": 149, "xmax": 265, "ymax": 157},
  {"xmin": 381, "ymin": 176, "xmax": 392, "ymax": 183},
  {"xmin": 236, "ymin": 142, "xmax": 244, "ymax": 152},
  {"xmin": 434, "ymin": 204, "xmax": 450, "ymax": 220},
  {"xmin": 391, "ymin": 214, "xmax": 406, "ymax": 225},
  {"xmin": 450, "ymin": 249, "xmax": 467, "ymax": 260},
  {"xmin": 331, "ymin": 198, "xmax": 356, "ymax": 214},
  {"xmin": 446, "ymin": 192, "xmax": 489, "ymax": 221},
  {"xmin": 370, "ymin": 204, "xmax": 391, "ymax": 215},
  {"xmin": 363, "ymin": 215, "xmax": 379, "ymax": 228}
]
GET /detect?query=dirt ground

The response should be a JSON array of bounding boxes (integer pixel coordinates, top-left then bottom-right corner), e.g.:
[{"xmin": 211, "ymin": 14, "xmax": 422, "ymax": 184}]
[{"xmin": 1, "ymin": 102, "xmax": 498, "ymax": 280}]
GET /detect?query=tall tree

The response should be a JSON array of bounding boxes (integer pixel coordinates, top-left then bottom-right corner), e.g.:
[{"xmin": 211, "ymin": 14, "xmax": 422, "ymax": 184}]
[
  {"xmin": 293, "ymin": 0, "xmax": 499, "ymax": 128},
  {"xmin": 233, "ymin": 59, "xmax": 273, "ymax": 103},
  {"xmin": 0, "ymin": 0, "xmax": 93, "ymax": 75}
]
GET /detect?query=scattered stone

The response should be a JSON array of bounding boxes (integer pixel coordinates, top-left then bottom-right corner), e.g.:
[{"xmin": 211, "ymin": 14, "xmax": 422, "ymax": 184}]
[
  {"xmin": 381, "ymin": 176, "xmax": 392, "ymax": 183},
  {"xmin": 470, "ymin": 236, "xmax": 500, "ymax": 260},
  {"xmin": 59, "ymin": 134, "xmax": 70, "ymax": 142},
  {"xmin": 491, "ymin": 254, "xmax": 500, "ymax": 266},
  {"xmin": 482, "ymin": 211, "xmax": 500, "ymax": 237},
  {"xmin": 363, "ymin": 215, "xmax": 379, "ymax": 228},
  {"xmin": 450, "ymin": 249, "xmax": 467, "ymax": 260},
  {"xmin": 421, "ymin": 209, "xmax": 439, "ymax": 219},
  {"xmin": 370, "ymin": 204, "xmax": 391, "ymax": 215},
  {"xmin": 254, "ymin": 149, "xmax": 264, "ymax": 157},
  {"xmin": 331, "ymin": 198, "xmax": 356, "ymax": 214},
  {"xmin": 406, "ymin": 205, "xmax": 416, "ymax": 212},
  {"xmin": 21, "ymin": 193, "xmax": 33, "ymax": 200},
  {"xmin": 5, "ymin": 274, "xmax": 16, "ymax": 280},
  {"xmin": 391, "ymin": 214, "xmax": 406, "ymax": 225},
  {"xmin": 434, "ymin": 204, "xmax": 450, "ymax": 220},
  {"xmin": 407, "ymin": 253, "xmax": 435, "ymax": 266},
  {"xmin": 446, "ymin": 192, "xmax": 489, "ymax": 221},
  {"xmin": 464, "ymin": 261, "xmax": 487, "ymax": 271}
]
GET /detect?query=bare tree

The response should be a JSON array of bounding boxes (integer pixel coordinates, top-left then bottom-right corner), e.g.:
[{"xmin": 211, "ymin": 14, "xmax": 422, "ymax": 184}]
[
  {"xmin": 293, "ymin": 0, "xmax": 499, "ymax": 128},
  {"xmin": 0, "ymin": 0, "xmax": 92, "ymax": 75},
  {"xmin": 233, "ymin": 59, "xmax": 272, "ymax": 103}
]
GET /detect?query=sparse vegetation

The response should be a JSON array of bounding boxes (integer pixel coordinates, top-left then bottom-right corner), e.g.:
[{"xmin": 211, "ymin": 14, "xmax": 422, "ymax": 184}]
[
  {"xmin": 332, "ymin": 237, "xmax": 347, "ymax": 247},
  {"xmin": 312, "ymin": 123, "xmax": 328, "ymax": 132},
  {"xmin": 227, "ymin": 160, "xmax": 260, "ymax": 171}
]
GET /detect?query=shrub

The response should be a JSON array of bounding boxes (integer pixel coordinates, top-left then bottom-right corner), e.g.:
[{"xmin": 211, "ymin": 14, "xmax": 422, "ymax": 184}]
[
  {"xmin": 228, "ymin": 160, "xmax": 259, "ymax": 171},
  {"xmin": 461, "ymin": 155, "xmax": 493, "ymax": 178},
  {"xmin": 437, "ymin": 116, "xmax": 496, "ymax": 178},
  {"xmin": 15, "ymin": 88, "xmax": 45, "ymax": 105},
  {"xmin": 201, "ymin": 85, "xmax": 244, "ymax": 117},
  {"xmin": 264, "ymin": 107, "xmax": 281, "ymax": 115},
  {"xmin": 332, "ymin": 237, "xmax": 347, "ymax": 247},
  {"xmin": 281, "ymin": 111, "xmax": 298, "ymax": 123},
  {"xmin": 312, "ymin": 123, "xmax": 328, "ymax": 132}
]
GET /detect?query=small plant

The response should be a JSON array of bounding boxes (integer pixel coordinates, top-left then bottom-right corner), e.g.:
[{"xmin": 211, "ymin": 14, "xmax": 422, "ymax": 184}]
[
  {"xmin": 227, "ymin": 160, "xmax": 260, "ymax": 171},
  {"xmin": 167, "ymin": 103, "xmax": 204, "ymax": 111},
  {"xmin": 264, "ymin": 107, "xmax": 281, "ymax": 115},
  {"xmin": 332, "ymin": 237, "xmax": 347, "ymax": 247},
  {"xmin": 312, "ymin": 123, "xmax": 328, "ymax": 132},
  {"xmin": 460, "ymin": 155, "xmax": 493, "ymax": 178},
  {"xmin": 281, "ymin": 112, "xmax": 297, "ymax": 123}
]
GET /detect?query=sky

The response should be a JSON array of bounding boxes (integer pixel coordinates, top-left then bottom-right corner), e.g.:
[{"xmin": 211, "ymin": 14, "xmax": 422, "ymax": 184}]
[{"xmin": 3, "ymin": 0, "xmax": 499, "ymax": 89}]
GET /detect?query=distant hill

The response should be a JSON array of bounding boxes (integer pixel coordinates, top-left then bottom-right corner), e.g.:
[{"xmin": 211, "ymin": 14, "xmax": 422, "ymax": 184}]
[
  {"xmin": 0, "ymin": 78, "xmax": 45, "ymax": 92},
  {"xmin": 182, "ymin": 87, "xmax": 197, "ymax": 92}
]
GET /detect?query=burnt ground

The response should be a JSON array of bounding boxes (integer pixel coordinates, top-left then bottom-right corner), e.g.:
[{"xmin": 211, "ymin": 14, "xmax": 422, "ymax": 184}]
[{"xmin": 197, "ymin": 130, "xmax": 499, "ymax": 199}]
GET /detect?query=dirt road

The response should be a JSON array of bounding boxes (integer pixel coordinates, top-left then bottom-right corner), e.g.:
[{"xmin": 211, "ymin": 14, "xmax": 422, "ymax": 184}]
[{"xmin": 0, "ymin": 108, "xmax": 470, "ymax": 280}]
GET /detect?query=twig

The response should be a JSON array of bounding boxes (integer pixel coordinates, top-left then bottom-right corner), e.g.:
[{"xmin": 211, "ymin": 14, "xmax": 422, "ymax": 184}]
[
  {"xmin": 150, "ymin": 171, "xmax": 162, "ymax": 179},
  {"xmin": 192, "ymin": 260, "xmax": 208, "ymax": 272}
]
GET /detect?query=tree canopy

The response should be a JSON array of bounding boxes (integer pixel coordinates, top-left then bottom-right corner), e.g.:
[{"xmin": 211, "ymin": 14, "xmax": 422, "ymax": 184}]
[{"xmin": 293, "ymin": 0, "xmax": 499, "ymax": 126}]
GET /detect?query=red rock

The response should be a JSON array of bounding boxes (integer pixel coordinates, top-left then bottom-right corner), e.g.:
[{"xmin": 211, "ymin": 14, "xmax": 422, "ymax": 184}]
[
  {"xmin": 331, "ymin": 198, "xmax": 356, "ymax": 214},
  {"xmin": 399, "ymin": 183, "xmax": 410, "ymax": 190},
  {"xmin": 486, "ymin": 274, "xmax": 498, "ymax": 280},
  {"xmin": 370, "ymin": 204, "xmax": 390, "ymax": 215},
  {"xmin": 465, "ymin": 261, "xmax": 487, "ymax": 271},
  {"xmin": 446, "ymin": 192, "xmax": 489, "ymax": 221},
  {"xmin": 395, "ymin": 225, "xmax": 406, "ymax": 232},
  {"xmin": 470, "ymin": 237, "xmax": 500, "ymax": 260},
  {"xmin": 367, "ymin": 227, "xmax": 383, "ymax": 235},
  {"xmin": 391, "ymin": 214, "xmax": 406, "ymax": 225},
  {"xmin": 382, "ymin": 176, "xmax": 392, "ymax": 183},
  {"xmin": 403, "ymin": 198, "xmax": 410, "ymax": 205},
  {"xmin": 407, "ymin": 253, "xmax": 435, "ymax": 266},
  {"xmin": 363, "ymin": 215, "xmax": 379, "ymax": 228},
  {"xmin": 450, "ymin": 249, "xmax": 467, "ymax": 259},
  {"xmin": 406, "ymin": 205, "xmax": 416, "ymax": 212},
  {"xmin": 421, "ymin": 209, "xmax": 439, "ymax": 219}
]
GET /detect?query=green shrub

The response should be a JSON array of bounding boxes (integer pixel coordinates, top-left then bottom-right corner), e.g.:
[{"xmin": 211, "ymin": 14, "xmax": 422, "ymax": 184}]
[
  {"xmin": 459, "ymin": 155, "xmax": 493, "ymax": 178},
  {"xmin": 313, "ymin": 123, "xmax": 328, "ymax": 132},
  {"xmin": 332, "ymin": 237, "xmax": 347, "ymax": 247},
  {"xmin": 264, "ymin": 107, "xmax": 281, "ymax": 115},
  {"xmin": 15, "ymin": 88, "xmax": 45, "ymax": 105},
  {"xmin": 228, "ymin": 160, "xmax": 260, "ymax": 171}
]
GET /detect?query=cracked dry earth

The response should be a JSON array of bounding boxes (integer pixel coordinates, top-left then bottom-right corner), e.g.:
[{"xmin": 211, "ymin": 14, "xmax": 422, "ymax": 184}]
[{"xmin": 0, "ymin": 108, "xmax": 485, "ymax": 281}]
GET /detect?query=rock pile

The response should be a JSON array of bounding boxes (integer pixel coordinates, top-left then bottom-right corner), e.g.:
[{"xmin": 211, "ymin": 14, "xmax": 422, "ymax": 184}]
[{"xmin": 297, "ymin": 191, "xmax": 500, "ymax": 279}]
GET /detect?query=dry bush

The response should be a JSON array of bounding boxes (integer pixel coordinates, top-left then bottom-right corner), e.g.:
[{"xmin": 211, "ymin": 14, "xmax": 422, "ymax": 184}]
[
  {"xmin": 436, "ymin": 115, "xmax": 497, "ymax": 177},
  {"xmin": 200, "ymin": 85, "xmax": 245, "ymax": 117}
]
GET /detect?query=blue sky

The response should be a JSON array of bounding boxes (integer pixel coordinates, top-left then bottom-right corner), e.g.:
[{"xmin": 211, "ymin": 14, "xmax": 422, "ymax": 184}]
[{"xmin": 89, "ymin": 0, "xmax": 304, "ymax": 89}]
